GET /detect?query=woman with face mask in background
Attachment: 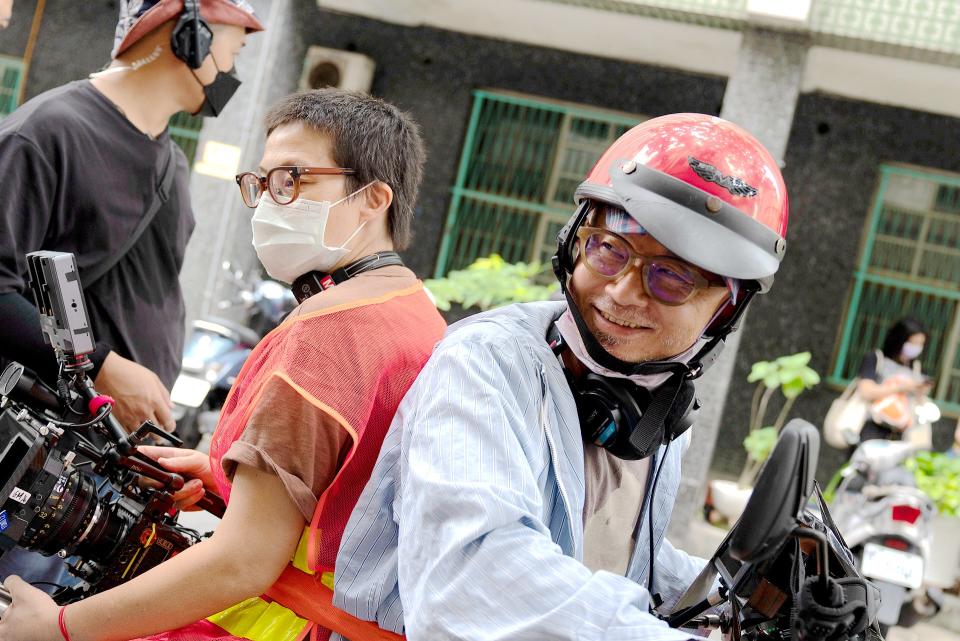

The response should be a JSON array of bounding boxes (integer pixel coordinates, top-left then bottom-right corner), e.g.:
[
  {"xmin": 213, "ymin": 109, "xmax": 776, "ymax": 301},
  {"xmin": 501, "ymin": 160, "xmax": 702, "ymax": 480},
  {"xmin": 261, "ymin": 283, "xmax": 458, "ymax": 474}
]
[{"xmin": 856, "ymin": 317, "xmax": 934, "ymax": 444}]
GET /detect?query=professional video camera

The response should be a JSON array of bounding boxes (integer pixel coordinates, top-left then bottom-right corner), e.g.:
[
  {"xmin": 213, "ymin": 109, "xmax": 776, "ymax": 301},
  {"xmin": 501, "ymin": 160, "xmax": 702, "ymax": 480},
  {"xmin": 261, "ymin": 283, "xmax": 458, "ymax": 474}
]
[{"xmin": 0, "ymin": 251, "xmax": 224, "ymax": 609}]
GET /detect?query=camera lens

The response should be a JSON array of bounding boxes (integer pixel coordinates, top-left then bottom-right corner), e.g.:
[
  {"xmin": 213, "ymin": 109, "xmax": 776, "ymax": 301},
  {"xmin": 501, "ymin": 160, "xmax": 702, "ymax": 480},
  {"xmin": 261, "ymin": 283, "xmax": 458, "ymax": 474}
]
[{"xmin": 19, "ymin": 468, "xmax": 130, "ymax": 561}]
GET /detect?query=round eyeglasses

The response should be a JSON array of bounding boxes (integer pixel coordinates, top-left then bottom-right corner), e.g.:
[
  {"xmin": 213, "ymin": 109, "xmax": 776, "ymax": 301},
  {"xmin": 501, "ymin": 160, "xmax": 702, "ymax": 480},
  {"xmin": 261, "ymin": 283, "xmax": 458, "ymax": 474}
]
[
  {"xmin": 235, "ymin": 166, "xmax": 356, "ymax": 208},
  {"xmin": 575, "ymin": 226, "xmax": 723, "ymax": 306}
]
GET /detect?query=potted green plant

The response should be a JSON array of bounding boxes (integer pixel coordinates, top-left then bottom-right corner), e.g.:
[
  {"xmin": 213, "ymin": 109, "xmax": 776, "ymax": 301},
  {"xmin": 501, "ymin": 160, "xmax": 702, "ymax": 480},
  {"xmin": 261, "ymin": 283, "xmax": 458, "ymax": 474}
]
[
  {"xmin": 424, "ymin": 254, "xmax": 558, "ymax": 322},
  {"xmin": 708, "ymin": 352, "xmax": 820, "ymax": 524}
]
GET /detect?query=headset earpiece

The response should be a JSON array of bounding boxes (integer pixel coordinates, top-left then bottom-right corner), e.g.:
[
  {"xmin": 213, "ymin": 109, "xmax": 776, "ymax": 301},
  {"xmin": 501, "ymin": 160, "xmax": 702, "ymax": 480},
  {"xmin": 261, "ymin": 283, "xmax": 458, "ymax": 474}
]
[
  {"xmin": 171, "ymin": 0, "xmax": 213, "ymax": 70},
  {"xmin": 569, "ymin": 369, "xmax": 697, "ymax": 461},
  {"xmin": 574, "ymin": 373, "xmax": 648, "ymax": 453}
]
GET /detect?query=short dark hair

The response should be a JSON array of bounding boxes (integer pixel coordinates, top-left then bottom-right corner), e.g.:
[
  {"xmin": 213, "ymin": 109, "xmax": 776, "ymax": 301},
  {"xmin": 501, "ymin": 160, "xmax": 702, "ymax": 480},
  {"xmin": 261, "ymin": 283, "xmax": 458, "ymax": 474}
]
[
  {"xmin": 882, "ymin": 317, "xmax": 927, "ymax": 360},
  {"xmin": 264, "ymin": 89, "xmax": 425, "ymax": 250}
]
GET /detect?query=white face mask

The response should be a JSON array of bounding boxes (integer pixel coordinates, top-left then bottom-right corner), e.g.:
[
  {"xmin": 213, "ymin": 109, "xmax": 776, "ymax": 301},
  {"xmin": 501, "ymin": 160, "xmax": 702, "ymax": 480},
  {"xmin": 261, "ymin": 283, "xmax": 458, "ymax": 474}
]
[
  {"xmin": 901, "ymin": 342, "xmax": 923, "ymax": 361},
  {"xmin": 250, "ymin": 182, "xmax": 373, "ymax": 284}
]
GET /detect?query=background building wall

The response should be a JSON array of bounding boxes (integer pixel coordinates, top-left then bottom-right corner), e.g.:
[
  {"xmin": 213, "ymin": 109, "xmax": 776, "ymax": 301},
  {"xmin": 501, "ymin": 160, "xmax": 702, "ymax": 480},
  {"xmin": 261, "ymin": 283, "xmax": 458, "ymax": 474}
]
[
  {"xmin": 0, "ymin": 0, "xmax": 115, "ymax": 99},
  {"xmin": 295, "ymin": 5, "xmax": 727, "ymax": 278}
]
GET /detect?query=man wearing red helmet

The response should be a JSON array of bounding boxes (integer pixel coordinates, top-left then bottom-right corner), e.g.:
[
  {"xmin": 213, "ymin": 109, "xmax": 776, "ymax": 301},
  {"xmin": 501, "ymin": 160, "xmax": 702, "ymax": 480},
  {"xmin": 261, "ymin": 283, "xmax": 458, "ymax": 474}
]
[
  {"xmin": 330, "ymin": 114, "xmax": 789, "ymax": 640},
  {"xmin": 0, "ymin": 0, "xmax": 263, "ymax": 605}
]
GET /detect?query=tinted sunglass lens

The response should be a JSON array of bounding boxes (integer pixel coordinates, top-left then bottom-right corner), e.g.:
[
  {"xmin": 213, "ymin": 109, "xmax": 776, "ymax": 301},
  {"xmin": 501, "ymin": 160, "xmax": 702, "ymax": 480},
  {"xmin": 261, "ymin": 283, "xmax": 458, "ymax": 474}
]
[
  {"xmin": 646, "ymin": 262, "xmax": 696, "ymax": 305},
  {"xmin": 584, "ymin": 233, "xmax": 629, "ymax": 277}
]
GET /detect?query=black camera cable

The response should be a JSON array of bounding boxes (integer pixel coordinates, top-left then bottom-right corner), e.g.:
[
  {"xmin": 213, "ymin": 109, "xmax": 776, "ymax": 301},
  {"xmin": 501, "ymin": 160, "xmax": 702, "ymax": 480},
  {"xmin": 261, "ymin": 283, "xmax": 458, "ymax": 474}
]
[
  {"xmin": 646, "ymin": 439, "xmax": 672, "ymax": 596},
  {"xmin": 19, "ymin": 401, "xmax": 113, "ymax": 430}
]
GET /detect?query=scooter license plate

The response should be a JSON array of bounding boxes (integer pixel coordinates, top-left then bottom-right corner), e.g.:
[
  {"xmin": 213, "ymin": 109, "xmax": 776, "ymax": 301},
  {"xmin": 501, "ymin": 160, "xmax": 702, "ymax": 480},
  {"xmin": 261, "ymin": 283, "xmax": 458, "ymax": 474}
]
[
  {"xmin": 170, "ymin": 374, "xmax": 212, "ymax": 409},
  {"xmin": 861, "ymin": 542, "xmax": 924, "ymax": 589}
]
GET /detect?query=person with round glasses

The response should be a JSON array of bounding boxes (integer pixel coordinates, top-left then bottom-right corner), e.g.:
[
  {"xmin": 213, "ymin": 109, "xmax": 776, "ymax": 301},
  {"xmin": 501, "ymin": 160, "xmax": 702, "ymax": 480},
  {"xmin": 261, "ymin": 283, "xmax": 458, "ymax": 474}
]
[{"xmin": 332, "ymin": 114, "xmax": 790, "ymax": 641}]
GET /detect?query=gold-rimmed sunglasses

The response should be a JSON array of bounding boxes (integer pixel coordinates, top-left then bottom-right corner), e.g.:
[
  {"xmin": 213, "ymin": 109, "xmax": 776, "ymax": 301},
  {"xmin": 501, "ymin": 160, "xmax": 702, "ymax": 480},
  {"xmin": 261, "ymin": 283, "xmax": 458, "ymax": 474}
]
[
  {"xmin": 235, "ymin": 166, "xmax": 356, "ymax": 208},
  {"xmin": 575, "ymin": 226, "xmax": 724, "ymax": 305}
]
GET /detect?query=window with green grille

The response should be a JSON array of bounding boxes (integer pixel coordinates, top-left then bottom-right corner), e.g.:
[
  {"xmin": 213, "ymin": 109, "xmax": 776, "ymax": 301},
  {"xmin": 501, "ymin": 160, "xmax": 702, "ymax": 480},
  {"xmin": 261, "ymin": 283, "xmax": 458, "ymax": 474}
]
[
  {"xmin": 0, "ymin": 55, "xmax": 25, "ymax": 118},
  {"xmin": 435, "ymin": 90, "xmax": 645, "ymax": 276},
  {"xmin": 831, "ymin": 164, "xmax": 960, "ymax": 414},
  {"xmin": 168, "ymin": 111, "xmax": 204, "ymax": 168}
]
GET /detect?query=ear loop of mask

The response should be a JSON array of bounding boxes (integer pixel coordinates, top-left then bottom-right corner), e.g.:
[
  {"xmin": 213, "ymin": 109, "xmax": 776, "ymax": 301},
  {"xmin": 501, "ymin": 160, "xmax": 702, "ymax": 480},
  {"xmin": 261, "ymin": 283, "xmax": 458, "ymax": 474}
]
[
  {"xmin": 190, "ymin": 50, "xmax": 222, "ymax": 87},
  {"xmin": 326, "ymin": 181, "xmax": 377, "ymax": 250}
]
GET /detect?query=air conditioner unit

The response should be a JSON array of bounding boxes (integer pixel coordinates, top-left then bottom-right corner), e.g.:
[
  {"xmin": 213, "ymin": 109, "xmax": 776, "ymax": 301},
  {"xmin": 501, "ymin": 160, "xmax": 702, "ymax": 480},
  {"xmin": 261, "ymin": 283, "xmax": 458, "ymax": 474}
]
[{"xmin": 298, "ymin": 46, "xmax": 376, "ymax": 93}]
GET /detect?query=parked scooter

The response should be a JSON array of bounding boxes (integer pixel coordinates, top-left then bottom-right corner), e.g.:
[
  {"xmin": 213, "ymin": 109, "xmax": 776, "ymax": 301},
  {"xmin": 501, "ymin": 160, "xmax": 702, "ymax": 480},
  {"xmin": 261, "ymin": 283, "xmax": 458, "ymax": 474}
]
[
  {"xmin": 170, "ymin": 263, "xmax": 296, "ymax": 448},
  {"xmin": 830, "ymin": 437, "xmax": 943, "ymax": 634}
]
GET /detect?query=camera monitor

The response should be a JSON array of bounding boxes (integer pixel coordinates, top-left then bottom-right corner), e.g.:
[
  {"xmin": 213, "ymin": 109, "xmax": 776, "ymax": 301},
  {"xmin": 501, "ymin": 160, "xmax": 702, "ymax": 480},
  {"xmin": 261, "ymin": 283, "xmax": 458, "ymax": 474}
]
[{"xmin": 26, "ymin": 251, "xmax": 95, "ymax": 357}]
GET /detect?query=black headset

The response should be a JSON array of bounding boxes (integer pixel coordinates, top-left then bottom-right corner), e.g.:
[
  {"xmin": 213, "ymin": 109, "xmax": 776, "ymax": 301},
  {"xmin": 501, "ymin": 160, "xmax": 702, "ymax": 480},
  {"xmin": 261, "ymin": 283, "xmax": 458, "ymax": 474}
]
[
  {"xmin": 171, "ymin": 0, "xmax": 213, "ymax": 69},
  {"xmin": 548, "ymin": 325, "xmax": 699, "ymax": 460}
]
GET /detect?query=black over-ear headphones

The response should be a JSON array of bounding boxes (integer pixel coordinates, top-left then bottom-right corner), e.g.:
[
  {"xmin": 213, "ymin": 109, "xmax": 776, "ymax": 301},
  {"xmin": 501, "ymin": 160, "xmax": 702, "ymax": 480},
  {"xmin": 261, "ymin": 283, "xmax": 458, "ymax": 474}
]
[
  {"xmin": 548, "ymin": 325, "xmax": 699, "ymax": 460},
  {"xmin": 171, "ymin": 0, "xmax": 213, "ymax": 69}
]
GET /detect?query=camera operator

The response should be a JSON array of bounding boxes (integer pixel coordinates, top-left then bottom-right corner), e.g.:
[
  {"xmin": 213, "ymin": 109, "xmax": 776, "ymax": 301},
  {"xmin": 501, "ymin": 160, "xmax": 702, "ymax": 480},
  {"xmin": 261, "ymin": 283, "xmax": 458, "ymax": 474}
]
[
  {"xmin": 0, "ymin": 0, "xmax": 263, "ymax": 597},
  {"xmin": 0, "ymin": 88, "xmax": 446, "ymax": 641}
]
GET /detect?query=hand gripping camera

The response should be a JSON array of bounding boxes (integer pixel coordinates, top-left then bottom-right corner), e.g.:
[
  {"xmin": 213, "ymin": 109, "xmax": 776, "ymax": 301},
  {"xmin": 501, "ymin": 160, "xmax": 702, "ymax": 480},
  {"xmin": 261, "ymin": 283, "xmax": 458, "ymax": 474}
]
[{"xmin": 0, "ymin": 252, "xmax": 224, "ymax": 607}]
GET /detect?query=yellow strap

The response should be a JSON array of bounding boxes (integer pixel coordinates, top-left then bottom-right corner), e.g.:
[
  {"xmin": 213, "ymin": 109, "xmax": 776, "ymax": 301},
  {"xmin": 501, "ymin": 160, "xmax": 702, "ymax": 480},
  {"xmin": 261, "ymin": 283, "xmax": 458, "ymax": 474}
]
[{"xmin": 207, "ymin": 597, "xmax": 310, "ymax": 641}]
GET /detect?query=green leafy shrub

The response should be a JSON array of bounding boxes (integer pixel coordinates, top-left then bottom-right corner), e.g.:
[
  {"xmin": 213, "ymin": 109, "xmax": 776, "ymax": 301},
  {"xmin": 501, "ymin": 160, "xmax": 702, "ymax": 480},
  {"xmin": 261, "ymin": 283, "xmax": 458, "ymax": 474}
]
[
  {"xmin": 424, "ymin": 255, "xmax": 558, "ymax": 312},
  {"xmin": 739, "ymin": 352, "xmax": 821, "ymax": 485},
  {"xmin": 743, "ymin": 426, "xmax": 779, "ymax": 466},
  {"xmin": 905, "ymin": 451, "xmax": 960, "ymax": 517}
]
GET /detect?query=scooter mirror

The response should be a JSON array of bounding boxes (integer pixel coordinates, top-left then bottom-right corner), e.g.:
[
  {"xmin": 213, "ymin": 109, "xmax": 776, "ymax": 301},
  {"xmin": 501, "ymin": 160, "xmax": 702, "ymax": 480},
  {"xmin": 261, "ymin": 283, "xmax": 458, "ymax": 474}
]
[
  {"xmin": 727, "ymin": 419, "xmax": 820, "ymax": 564},
  {"xmin": 669, "ymin": 419, "xmax": 821, "ymax": 619}
]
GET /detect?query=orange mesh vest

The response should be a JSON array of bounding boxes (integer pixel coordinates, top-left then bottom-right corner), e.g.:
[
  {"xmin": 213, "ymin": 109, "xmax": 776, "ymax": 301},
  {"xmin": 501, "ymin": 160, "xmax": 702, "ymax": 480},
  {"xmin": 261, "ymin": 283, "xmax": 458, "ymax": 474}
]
[{"xmin": 208, "ymin": 283, "xmax": 444, "ymax": 639}]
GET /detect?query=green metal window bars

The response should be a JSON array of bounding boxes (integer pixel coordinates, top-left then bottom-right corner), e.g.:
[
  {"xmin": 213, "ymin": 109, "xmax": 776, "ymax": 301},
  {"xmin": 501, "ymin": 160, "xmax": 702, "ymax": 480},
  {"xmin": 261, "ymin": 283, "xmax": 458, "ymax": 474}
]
[
  {"xmin": 168, "ymin": 111, "xmax": 204, "ymax": 168},
  {"xmin": 0, "ymin": 55, "xmax": 24, "ymax": 118},
  {"xmin": 435, "ymin": 89, "xmax": 645, "ymax": 277}
]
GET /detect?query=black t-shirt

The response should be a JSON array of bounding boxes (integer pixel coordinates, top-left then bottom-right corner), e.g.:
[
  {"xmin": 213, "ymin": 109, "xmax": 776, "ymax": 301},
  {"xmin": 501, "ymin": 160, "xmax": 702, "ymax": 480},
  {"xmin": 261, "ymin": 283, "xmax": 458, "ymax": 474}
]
[
  {"xmin": 0, "ymin": 80, "xmax": 194, "ymax": 388},
  {"xmin": 859, "ymin": 351, "xmax": 880, "ymax": 382}
]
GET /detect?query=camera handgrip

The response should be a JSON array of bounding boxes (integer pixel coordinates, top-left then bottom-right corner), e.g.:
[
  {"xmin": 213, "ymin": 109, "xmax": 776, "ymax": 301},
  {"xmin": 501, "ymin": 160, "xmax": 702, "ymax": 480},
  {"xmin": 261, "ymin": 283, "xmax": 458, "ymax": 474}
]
[
  {"xmin": 194, "ymin": 491, "xmax": 226, "ymax": 518},
  {"xmin": 0, "ymin": 363, "xmax": 60, "ymax": 412}
]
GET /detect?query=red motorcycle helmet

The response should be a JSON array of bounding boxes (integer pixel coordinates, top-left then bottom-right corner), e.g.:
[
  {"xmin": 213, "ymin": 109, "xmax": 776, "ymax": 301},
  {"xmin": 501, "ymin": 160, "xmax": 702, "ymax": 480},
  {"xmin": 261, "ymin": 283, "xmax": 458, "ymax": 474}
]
[
  {"xmin": 564, "ymin": 113, "xmax": 788, "ymax": 292},
  {"xmin": 552, "ymin": 113, "xmax": 790, "ymax": 379}
]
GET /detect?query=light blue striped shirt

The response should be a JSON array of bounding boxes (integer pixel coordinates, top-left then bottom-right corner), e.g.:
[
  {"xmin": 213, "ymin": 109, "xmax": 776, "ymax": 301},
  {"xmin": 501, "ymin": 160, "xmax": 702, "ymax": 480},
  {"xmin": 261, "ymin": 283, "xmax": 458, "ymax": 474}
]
[{"xmin": 334, "ymin": 301, "xmax": 707, "ymax": 640}]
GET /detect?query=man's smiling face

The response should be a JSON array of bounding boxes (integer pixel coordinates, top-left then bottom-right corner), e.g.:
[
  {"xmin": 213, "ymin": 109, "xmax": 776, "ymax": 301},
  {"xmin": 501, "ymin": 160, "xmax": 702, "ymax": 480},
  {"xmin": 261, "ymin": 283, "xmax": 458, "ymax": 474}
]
[{"xmin": 567, "ymin": 206, "xmax": 730, "ymax": 364}]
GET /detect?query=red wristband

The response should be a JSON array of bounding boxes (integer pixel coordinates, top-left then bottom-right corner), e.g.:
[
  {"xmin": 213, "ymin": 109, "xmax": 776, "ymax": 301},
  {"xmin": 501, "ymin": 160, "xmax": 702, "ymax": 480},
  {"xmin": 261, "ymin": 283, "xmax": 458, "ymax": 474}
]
[{"xmin": 58, "ymin": 605, "xmax": 73, "ymax": 641}]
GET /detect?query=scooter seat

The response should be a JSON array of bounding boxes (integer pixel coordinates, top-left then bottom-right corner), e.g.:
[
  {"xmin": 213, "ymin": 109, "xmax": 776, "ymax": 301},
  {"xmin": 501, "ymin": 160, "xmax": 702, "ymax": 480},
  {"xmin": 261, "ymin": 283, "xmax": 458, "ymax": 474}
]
[{"xmin": 193, "ymin": 316, "xmax": 263, "ymax": 347}]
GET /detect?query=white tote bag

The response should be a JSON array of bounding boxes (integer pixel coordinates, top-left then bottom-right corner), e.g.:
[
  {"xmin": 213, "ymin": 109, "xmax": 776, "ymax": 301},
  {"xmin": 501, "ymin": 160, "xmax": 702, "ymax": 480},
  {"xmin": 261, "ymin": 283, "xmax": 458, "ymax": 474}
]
[{"xmin": 824, "ymin": 377, "xmax": 869, "ymax": 448}]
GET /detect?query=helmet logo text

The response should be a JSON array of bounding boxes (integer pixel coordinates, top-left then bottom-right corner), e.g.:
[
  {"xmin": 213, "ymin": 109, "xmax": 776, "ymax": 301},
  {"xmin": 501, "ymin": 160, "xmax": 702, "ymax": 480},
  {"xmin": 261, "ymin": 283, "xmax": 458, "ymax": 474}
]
[{"xmin": 688, "ymin": 156, "xmax": 758, "ymax": 198}]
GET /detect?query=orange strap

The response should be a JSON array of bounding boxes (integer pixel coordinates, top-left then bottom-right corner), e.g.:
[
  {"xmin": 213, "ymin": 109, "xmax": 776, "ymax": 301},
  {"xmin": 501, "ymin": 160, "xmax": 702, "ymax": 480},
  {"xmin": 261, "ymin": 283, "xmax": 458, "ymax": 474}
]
[{"xmin": 265, "ymin": 566, "xmax": 405, "ymax": 641}]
